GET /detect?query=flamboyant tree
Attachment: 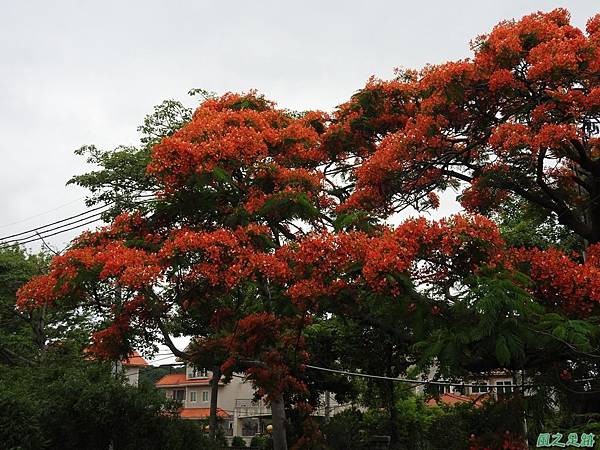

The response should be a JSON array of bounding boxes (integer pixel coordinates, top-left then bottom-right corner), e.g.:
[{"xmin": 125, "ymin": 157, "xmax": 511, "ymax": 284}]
[
  {"xmin": 332, "ymin": 9, "xmax": 600, "ymax": 244},
  {"xmin": 316, "ymin": 9, "xmax": 600, "ymax": 445},
  {"xmin": 18, "ymin": 92, "xmax": 335, "ymax": 450},
  {"xmin": 15, "ymin": 9, "xmax": 600, "ymax": 450}
]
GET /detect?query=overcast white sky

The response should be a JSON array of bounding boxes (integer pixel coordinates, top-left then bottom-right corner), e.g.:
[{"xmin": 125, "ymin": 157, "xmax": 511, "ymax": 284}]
[{"xmin": 1, "ymin": 1, "xmax": 598, "ymax": 361}]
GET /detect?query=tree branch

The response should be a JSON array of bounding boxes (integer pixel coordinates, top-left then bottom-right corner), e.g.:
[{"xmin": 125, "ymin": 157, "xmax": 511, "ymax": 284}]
[
  {"xmin": 0, "ymin": 344, "xmax": 35, "ymax": 366},
  {"xmin": 274, "ymin": 223, "xmax": 296, "ymax": 242},
  {"xmin": 236, "ymin": 358, "xmax": 268, "ymax": 369},
  {"xmin": 532, "ymin": 148, "xmax": 592, "ymax": 238},
  {"xmin": 570, "ymin": 139, "xmax": 600, "ymax": 173},
  {"xmin": 156, "ymin": 318, "xmax": 190, "ymax": 360},
  {"xmin": 441, "ymin": 169, "xmax": 473, "ymax": 183}
]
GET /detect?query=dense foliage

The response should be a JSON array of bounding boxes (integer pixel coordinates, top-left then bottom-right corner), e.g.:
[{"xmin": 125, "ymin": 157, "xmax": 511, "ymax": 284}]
[
  {"xmin": 0, "ymin": 248, "xmax": 217, "ymax": 450},
  {"xmin": 0, "ymin": 358, "xmax": 218, "ymax": 450},
  {"xmin": 322, "ymin": 399, "xmax": 526, "ymax": 450}
]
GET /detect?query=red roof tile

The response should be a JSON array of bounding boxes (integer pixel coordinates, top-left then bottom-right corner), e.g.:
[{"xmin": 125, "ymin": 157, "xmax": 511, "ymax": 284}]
[
  {"xmin": 426, "ymin": 393, "xmax": 488, "ymax": 407},
  {"xmin": 155, "ymin": 373, "xmax": 212, "ymax": 386},
  {"xmin": 121, "ymin": 351, "xmax": 149, "ymax": 367},
  {"xmin": 179, "ymin": 407, "xmax": 231, "ymax": 419}
]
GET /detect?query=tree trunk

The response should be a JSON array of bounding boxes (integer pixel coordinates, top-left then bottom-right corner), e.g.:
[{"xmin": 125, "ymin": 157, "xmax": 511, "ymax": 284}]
[
  {"xmin": 324, "ymin": 391, "xmax": 331, "ymax": 423},
  {"xmin": 209, "ymin": 365, "xmax": 221, "ymax": 441},
  {"xmin": 387, "ymin": 379, "xmax": 399, "ymax": 446},
  {"xmin": 271, "ymin": 395, "xmax": 288, "ymax": 450},
  {"xmin": 30, "ymin": 303, "xmax": 46, "ymax": 352}
]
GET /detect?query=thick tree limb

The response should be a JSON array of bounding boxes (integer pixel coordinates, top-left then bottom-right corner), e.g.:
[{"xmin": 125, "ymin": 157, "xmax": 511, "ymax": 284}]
[
  {"xmin": 570, "ymin": 139, "xmax": 600, "ymax": 173},
  {"xmin": 0, "ymin": 344, "xmax": 35, "ymax": 366},
  {"xmin": 156, "ymin": 318, "xmax": 190, "ymax": 360}
]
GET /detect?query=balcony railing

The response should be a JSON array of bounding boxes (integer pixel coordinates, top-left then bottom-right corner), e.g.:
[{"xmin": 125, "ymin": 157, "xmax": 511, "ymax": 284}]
[{"xmin": 234, "ymin": 399, "xmax": 271, "ymax": 418}]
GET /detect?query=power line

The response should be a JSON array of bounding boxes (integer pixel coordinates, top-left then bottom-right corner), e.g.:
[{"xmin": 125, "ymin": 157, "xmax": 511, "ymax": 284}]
[
  {"xmin": 0, "ymin": 216, "xmax": 105, "ymax": 251},
  {"xmin": 0, "ymin": 192, "xmax": 159, "ymax": 243},
  {"xmin": 304, "ymin": 364, "xmax": 538, "ymax": 388},
  {"xmin": 124, "ymin": 363, "xmax": 185, "ymax": 380},
  {"xmin": 0, "ymin": 211, "xmax": 107, "ymax": 245},
  {"xmin": 120, "ymin": 353, "xmax": 598, "ymax": 391},
  {"xmin": 0, "ymin": 196, "xmax": 86, "ymax": 230},
  {"xmin": 306, "ymin": 364, "xmax": 600, "ymax": 395},
  {"xmin": 0, "ymin": 202, "xmax": 111, "ymax": 241},
  {"xmin": 147, "ymin": 354, "xmax": 181, "ymax": 364},
  {"xmin": 0, "ymin": 196, "xmax": 158, "ymax": 251},
  {"xmin": 122, "ymin": 356, "xmax": 600, "ymax": 395}
]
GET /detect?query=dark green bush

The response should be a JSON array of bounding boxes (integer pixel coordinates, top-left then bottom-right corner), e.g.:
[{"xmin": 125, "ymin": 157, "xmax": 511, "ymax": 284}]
[
  {"xmin": 250, "ymin": 435, "xmax": 270, "ymax": 448},
  {"xmin": 231, "ymin": 435, "xmax": 247, "ymax": 447},
  {"xmin": 0, "ymin": 361, "xmax": 218, "ymax": 450},
  {"xmin": 322, "ymin": 397, "xmax": 526, "ymax": 450}
]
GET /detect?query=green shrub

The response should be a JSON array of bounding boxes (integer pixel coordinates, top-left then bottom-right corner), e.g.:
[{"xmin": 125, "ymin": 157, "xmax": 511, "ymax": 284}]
[
  {"xmin": 0, "ymin": 361, "xmax": 219, "ymax": 450},
  {"xmin": 251, "ymin": 434, "xmax": 273, "ymax": 449},
  {"xmin": 322, "ymin": 397, "xmax": 526, "ymax": 450},
  {"xmin": 231, "ymin": 435, "xmax": 247, "ymax": 447},
  {"xmin": 250, "ymin": 435, "xmax": 269, "ymax": 448},
  {"xmin": 322, "ymin": 408, "xmax": 367, "ymax": 450}
]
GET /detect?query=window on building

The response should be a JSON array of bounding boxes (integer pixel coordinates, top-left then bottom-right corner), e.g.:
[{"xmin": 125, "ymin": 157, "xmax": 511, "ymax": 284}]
[
  {"xmin": 223, "ymin": 419, "xmax": 233, "ymax": 436},
  {"xmin": 190, "ymin": 367, "xmax": 208, "ymax": 378},
  {"xmin": 451, "ymin": 385, "xmax": 466, "ymax": 395},
  {"xmin": 202, "ymin": 391, "xmax": 209, "ymax": 402},
  {"xmin": 429, "ymin": 383, "xmax": 451, "ymax": 395},
  {"xmin": 241, "ymin": 418, "xmax": 259, "ymax": 437},
  {"xmin": 172, "ymin": 389, "xmax": 185, "ymax": 401},
  {"xmin": 470, "ymin": 384, "xmax": 489, "ymax": 394},
  {"xmin": 496, "ymin": 381, "xmax": 513, "ymax": 395},
  {"xmin": 190, "ymin": 391, "xmax": 197, "ymax": 402}
]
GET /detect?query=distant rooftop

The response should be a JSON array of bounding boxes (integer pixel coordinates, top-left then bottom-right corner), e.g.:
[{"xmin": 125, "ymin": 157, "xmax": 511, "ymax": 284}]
[
  {"xmin": 179, "ymin": 407, "xmax": 231, "ymax": 419},
  {"xmin": 426, "ymin": 392, "xmax": 488, "ymax": 408},
  {"xmin": 121, "ymin": 350, "xmax": 149, "ymax": 367},
  {"xmin": 155, "ymin": 373, "xmax": 213, "ymax": 387}
]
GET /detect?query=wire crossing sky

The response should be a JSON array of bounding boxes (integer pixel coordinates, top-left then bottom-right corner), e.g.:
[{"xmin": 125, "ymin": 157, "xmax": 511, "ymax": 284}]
[{"xmin": 1, "ymin": 1, "xmax": 597, "ymax": 251}]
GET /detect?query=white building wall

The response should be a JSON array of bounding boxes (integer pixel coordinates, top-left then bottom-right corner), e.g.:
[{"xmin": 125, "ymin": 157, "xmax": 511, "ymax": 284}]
[
  {"xmin": 162, "ymin": 368, "xmax": 256, "ymax": 412},
  {"xmin": 124, "ymin": 366, "xmax": 140, "ymax": 386},
  {"xmin": 218, "ymin": 378, "xmax": 256, "ymax": 413},
  {"xmin": 184, "ymin": 386, "xmax": 212, "ymax": 408}
]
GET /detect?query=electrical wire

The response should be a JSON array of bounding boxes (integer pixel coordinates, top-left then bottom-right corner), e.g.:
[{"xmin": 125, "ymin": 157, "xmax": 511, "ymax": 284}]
[
  {"xmin": 0, "ymin": 202, "xmax": 111, "ymax": 241},
  {"xmin": 0, "ymin": 196, "xmax": 158, "ymax": 250},
  {"xmin": 0, "ymin": 216, "xmax": 105, "ymax": 250},
  {"xmin": 146, "ymin": 354, "xmax": 181, "ymax": 364},
  {"xmin": 120, "ymin": 353, "xmax": 599, "ymax": 391},
  {"xmin": 0, "ymin": 196, "xmax": 86, "ymax": 230},
  {"xmin": 304, "ymin": 364, "xmax": 539, "ymax": 388},
  {"xmin": 0, "ymin": 211, "xmax": 107, "ymax": 245},
  {"xmin": 123, "ymin": 353, "xmax": 600, "ymax": 397}
]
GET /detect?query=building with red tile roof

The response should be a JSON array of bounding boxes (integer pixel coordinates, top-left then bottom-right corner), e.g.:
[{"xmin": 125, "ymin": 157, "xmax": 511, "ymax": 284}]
[
  {"xmin": 426, "ymin": 392, "xmax": 490, "ymax": 408},
  {"xmin": 119, "ymin": 351, "xmax": 148, "ymax": 386},
  {"xmin": 84, "ymin": 348, "xmax": 148, "ymax": 387},
  {"xmin": 121, "ymin": 351, "xmax": 149, "ymax": 368},
  {"xmin": 156, "ymin": 373, "xmax": 212, "ymax": 387},
  {"xmin": 179, "ymin": 407, "xmax": 231, "ymax": 419},
  {"xmin": 155, "ymin": 364, "xmax": 267, "ymax": 445}
]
